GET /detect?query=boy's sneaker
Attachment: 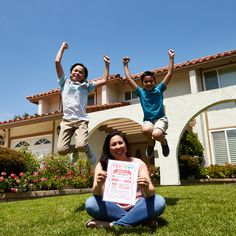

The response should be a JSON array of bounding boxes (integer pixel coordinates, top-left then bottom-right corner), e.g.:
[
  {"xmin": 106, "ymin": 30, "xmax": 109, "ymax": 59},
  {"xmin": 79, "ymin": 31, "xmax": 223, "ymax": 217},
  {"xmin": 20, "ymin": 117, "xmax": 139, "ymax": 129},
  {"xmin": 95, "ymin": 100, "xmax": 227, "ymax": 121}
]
[
  {"xmin": 70, "ymin": 152, "xmax": 79, "ymax": 163},
  {"xmin": 161, "ymin": 139, "xmax": 170, "ymax": 157},
  {"xmin": 145, "ymin": 140, "xmax": 156, "ymax": 158},
  {"xmin": 85, "ymin": 145, "xmax": 96, "ymax": 166}
]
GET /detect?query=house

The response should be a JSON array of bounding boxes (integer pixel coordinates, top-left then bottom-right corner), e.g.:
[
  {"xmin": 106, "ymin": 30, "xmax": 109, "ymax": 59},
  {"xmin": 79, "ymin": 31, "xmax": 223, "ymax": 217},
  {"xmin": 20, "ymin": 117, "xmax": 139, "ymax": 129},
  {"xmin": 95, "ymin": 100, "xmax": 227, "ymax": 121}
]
[{"xmin": 1, "ymin": 49, "xmax": 236, "ymax": 185}]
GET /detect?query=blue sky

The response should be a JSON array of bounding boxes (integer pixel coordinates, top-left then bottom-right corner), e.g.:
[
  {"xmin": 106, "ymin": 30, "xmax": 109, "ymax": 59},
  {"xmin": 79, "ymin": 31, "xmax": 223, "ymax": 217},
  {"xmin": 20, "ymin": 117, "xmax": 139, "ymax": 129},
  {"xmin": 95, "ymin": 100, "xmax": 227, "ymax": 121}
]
[{"xmin": 1, "ymin": 0, "xmax": 236, "ymax": 121}]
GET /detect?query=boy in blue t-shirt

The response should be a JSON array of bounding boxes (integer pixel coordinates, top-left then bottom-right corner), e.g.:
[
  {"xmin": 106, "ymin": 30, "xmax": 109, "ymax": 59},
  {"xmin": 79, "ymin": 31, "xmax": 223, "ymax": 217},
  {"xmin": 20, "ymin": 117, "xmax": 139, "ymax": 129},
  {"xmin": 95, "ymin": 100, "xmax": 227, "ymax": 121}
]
[
  {"xmin": 122, "ymin": 49, "xmax": 175, "ymax": 158},
  {"xmin": 55, "ymin": 42, "xmax": 110, "ymax": 165}
]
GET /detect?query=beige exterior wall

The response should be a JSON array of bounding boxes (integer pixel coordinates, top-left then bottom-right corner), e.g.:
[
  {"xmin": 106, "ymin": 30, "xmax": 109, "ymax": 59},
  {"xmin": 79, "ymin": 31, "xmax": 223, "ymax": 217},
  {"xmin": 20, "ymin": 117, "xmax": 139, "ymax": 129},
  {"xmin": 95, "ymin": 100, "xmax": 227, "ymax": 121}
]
[
  {"xmin": 10, "ymin": 122, "xmax": 53, "ymax": 138},
  {"xmin": 39, "ymin": 95, "xmax": 61, "ymax": 114},
  {"xmin": 106, "ymin": 82, "xmax": 124, "ymax": 103},
  {"xmin": 207, "ymin": 103, "xmax": 236, "ymax": 129}
]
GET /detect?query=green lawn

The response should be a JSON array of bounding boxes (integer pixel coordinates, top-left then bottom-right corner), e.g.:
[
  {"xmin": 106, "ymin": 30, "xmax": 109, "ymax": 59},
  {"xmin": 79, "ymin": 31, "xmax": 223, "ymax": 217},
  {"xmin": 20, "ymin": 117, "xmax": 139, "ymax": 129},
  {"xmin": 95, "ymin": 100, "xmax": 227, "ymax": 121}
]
[{"xmin": 0, "ymin": 184, "xmax": 236, "ymax": 236}]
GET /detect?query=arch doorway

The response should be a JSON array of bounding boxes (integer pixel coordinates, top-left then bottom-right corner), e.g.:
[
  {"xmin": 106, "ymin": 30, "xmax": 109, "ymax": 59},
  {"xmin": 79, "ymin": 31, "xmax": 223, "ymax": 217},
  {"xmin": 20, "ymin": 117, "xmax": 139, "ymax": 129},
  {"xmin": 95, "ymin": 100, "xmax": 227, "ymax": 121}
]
[{"xmin": 88, "ymin": 118, "xmax": 155, "ymax": 166}]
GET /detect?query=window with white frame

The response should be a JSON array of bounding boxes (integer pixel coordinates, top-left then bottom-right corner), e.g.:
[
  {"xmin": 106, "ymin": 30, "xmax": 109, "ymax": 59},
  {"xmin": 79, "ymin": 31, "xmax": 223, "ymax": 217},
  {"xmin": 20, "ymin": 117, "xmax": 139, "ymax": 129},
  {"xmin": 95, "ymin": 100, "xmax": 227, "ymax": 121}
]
[
  {"xmin": 203, "ymin": 65, "xmax": 236, "ymax": 90},
  {"xmin": 15, "ymin": 141, "xmax": 30, "ymax": 148},
  {"xmin": 211, "ymin": 129, "xmax": 236, "ymax": 165},
  {"xmin": 34, "ymin": 138, "xmax": 51, "ymax": 145},
  {"xmin": 124, "ymin": 91, "xmax": 138, "ymax": 101}
]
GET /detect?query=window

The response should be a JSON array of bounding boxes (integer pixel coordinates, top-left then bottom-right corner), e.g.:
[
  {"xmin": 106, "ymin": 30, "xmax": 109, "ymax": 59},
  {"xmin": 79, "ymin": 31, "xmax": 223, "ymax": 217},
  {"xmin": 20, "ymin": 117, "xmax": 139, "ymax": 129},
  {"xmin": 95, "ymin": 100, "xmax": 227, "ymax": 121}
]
[
  {"xmin": 88, "ymin": 94, "xmax": 95, "ymax": 105},
  {"xmin": 211, "ymin": 129, "xmax": 236, "ymax": 164},
  {"xmin": 0, "ymin": 135, "xmax": 4, "ymax": 146},
  {"xmin": 204, "ymin": 70, "xmax": 219, "ymax": 90},
  {"xmin": 124, "ymin": 91, "xmax": 138, "ymax": 101},
  {"xmin": 203, "ymin": 65, "xmax": 236, "ymax": 90},
  {"xmin": 34, "ymin": 138, "xmax": 51, "ymax": 145},
  {"xmin": 125, "ymin": 91, "xmax": 131, "ymax": 101},
  {"xmin": 15, "ymin": 141, "xmax": 30, "ymax": 148}
]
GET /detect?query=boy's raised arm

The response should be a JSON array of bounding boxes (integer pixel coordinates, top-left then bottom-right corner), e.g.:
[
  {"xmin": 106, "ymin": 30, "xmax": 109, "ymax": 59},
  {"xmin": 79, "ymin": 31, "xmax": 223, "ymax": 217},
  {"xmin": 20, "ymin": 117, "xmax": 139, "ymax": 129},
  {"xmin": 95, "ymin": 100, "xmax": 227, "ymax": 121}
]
[
  {"xmin": 55, "ymin": 42, "xmax": 68, "ymax": 79},
  {"xmin": 162, "ymin": 49, "xmax": 175, "ymax": 86},
  {"xmin": 123, "ymin": 57, "xmax": 138, "ymax": 90},
  {"xmin": 94, "ymin": 55, "xmax": 110, "ymax": 88}
]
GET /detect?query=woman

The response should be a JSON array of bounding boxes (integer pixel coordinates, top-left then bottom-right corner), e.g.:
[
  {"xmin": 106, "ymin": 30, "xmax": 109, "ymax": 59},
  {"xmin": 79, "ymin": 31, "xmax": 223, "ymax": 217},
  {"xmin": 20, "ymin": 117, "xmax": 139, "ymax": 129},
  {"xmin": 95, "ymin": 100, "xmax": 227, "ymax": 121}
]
[{"xmin": 85, "ymin": 131, "xmax": 166, "ymax": 228}]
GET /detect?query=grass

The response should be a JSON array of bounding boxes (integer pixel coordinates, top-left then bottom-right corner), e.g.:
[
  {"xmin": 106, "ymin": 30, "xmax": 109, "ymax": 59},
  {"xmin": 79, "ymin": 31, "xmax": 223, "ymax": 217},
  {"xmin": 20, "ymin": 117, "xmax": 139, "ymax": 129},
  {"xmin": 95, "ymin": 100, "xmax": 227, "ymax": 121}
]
[{"xmin": 0, "ymin": 184, "xmax": 236, "ymax": 236}]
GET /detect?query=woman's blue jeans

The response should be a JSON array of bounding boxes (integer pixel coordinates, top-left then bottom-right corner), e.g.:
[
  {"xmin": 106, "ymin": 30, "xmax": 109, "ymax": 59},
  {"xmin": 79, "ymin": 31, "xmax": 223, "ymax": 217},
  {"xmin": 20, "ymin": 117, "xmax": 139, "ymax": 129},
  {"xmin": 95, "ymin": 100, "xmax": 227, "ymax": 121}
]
[{"xmin": 85, "ymin": 194, "xmax": 166, "ymax": 226}]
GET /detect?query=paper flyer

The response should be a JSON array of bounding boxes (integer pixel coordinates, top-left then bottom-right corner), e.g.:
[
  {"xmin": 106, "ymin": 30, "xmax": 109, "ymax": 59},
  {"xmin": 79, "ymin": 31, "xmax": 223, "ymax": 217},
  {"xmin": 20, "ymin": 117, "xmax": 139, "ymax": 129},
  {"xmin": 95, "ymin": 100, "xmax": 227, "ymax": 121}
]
[{"xmin": 103, "ymin": 159, "xmax": 138, "ymax": 205}]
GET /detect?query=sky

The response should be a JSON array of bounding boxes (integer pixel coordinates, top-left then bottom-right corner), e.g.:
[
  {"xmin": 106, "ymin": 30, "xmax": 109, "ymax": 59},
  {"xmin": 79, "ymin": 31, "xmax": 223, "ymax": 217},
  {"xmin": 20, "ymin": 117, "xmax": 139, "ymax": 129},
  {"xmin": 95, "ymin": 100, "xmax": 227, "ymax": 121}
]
[{"xmin": 0, "ymin": 0, "xmax": 236, "ymax": 121}]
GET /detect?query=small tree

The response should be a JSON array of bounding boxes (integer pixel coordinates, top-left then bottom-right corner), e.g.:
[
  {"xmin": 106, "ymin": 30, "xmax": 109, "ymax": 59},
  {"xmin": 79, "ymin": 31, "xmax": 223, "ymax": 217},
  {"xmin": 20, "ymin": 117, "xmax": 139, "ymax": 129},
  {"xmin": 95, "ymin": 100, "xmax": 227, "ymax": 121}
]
[
  {"xmin": 13, "ymin": 112, "xmax": 30, "ymax": 120},
  {"xmin": 22, "ymin": 113, "xmax": 30, "ymax": 118},
  {"xmin": 178, "ymin": 130, "xmax": 204, "ymax": 164},
  {"xmin": 178, "ymin": 130, "xmax": 204, "ymax": 179}
]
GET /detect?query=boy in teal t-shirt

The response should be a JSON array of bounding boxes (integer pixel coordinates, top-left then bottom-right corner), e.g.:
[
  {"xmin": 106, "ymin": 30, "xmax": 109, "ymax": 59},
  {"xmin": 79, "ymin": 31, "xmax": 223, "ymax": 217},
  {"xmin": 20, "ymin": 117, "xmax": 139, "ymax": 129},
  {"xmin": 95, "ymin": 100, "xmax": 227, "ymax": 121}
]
[{"xmin": 122, "ymin": 49, "xmax": 175, "ymax": 158}]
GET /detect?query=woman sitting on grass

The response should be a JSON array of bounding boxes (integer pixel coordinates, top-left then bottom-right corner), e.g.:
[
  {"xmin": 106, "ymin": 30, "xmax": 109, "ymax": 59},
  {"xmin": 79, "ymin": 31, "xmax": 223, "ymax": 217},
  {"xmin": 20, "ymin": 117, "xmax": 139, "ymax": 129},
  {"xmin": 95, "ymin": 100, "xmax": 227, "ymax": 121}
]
[{"xmin": 85, "ymin": 131, "xmax": 166, "ymax": 228}]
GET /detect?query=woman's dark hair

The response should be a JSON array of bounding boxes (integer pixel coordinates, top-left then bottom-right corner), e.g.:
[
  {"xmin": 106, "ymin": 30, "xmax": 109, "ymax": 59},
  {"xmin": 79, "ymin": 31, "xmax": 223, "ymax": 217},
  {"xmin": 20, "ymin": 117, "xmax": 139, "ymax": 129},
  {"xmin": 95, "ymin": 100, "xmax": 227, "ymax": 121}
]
[
  {"xmin": 100, "ymin": 131, "xmax": 130, "ymax": 171},
  {"xmin": 140, "ymin": 71, "xmax": 156, "ymax": 83},
  {"xmin": 70, "ymin": 63, "xmax": 88, "ymax": 79}
]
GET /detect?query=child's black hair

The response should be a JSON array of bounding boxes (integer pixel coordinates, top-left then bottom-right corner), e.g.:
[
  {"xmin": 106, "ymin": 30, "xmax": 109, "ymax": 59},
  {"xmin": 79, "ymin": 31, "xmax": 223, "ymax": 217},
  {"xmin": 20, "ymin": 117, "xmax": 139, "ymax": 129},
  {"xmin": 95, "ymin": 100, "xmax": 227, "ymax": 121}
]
[
  {"xmin": 140, "ymin": 71, "xmax": 156, "ymax": 83},
  {"xmin": 70, "ymin": 63, "xmax": 88, "ymax": 79}
]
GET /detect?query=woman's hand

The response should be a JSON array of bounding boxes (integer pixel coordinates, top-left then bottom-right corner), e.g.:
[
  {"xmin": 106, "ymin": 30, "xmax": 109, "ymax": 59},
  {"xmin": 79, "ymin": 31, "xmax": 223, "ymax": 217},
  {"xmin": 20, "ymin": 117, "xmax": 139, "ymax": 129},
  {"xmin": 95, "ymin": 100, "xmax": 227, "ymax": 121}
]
[
  {"xmin": 137, "ymin": 176, "xmax": 150, "ymax": 190},
  {"xmin": 96, "ymin": 170, "xmax": 107, "ymax": 186},
  {"xmin": 137, "ymin": 175, "xmax": 155, "ymax": 197},
  {"xmin": 92, "ymin": 163, "xmax": 107, "ymax": 196}
]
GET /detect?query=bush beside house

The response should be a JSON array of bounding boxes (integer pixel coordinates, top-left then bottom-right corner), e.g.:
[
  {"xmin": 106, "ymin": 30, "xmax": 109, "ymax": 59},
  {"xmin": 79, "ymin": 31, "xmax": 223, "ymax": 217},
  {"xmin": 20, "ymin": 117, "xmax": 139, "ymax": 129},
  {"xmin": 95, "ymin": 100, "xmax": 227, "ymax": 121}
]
[
  {"xmin": 0, "ymin": 147, "xmax": 28, "ymax": 175},
  {"xmin": 177, "ymin": 130, "xmax": 236, "ymax": 180},
  {"xmin": 178, "ymin": 130, "xmax": 204, "ymax": 179},
  {"xmin": 0, "ymin": 147, "xmax": 93, "ymax": 193}
]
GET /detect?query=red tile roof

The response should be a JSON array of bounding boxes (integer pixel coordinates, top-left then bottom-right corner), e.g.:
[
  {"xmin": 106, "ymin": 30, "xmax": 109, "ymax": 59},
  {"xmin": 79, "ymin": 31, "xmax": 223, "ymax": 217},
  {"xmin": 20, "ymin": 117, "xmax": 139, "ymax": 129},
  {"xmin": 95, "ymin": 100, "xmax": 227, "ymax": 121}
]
[
  {"xmin": 0, "ymin": 102, "xmax": 130, "ymax": 127},
  {"xmin": 127, "ymin": 49, "xmax": 236, "ymax": 78},
  {"xmin": 27, "ymin": 88, "xmax": 61, "ymax": 104}
]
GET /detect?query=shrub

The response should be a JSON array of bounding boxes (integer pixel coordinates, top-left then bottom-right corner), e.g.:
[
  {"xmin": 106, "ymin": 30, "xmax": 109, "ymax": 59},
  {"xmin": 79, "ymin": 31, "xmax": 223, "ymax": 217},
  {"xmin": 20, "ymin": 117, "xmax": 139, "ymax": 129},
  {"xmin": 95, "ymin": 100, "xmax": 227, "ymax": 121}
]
[
  {"xmin": 179, "ymin": 154, "xmax": 200, "ymax": 179},
  {"xmin": 200, "ymin": 164, "xmax": 236, "ymax": 179},
  {"xmin": 40, "ymin": 154, "xmax": 93, "ymax": 189},
  {"xmin": 0, "ymin": 147, "xmax": 27, "ymax": 175},
  {"xmin": 147, "ymin": 165, "xmax": 160, "ymax": 183},
  {"xmin": 178, "ymin": 130, "xmax": 204, "ymax": 164},
  {"xmin": 0, "ymin": 152, "xmax": 93, "ymax": 193},
  {"xmin": 17, "ymin": 148, "xmax": 40, "ymax": 174},
  {"xmin": 0, "ymin": 155, "xmax": 93, "ymax": 192},
  {"xmin": 41, "ymin": 154, "xmax": 71, "ymax": 177}
]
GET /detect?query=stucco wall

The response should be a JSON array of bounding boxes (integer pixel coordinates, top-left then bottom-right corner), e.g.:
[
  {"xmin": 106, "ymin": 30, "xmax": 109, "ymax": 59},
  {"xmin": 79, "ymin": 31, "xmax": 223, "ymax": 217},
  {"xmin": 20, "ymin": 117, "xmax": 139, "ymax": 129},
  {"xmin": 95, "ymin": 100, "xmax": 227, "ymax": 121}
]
[
  {"xmin": 106, "ymin": 82, "xmax": 123, "ymax": 103},
  {"xmin": 10, "ymin": 121, "xmax": 54, "ymax": 137},
  {"xmin": 207, "ymin": 103, "xmax": 236, "ymax": 129}
]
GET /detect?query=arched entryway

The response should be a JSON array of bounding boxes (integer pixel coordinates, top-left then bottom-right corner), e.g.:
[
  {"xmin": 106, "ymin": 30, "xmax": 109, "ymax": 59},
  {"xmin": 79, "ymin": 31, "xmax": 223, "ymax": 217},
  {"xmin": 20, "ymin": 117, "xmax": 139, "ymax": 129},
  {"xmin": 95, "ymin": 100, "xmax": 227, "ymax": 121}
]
[
  {"xmin": 88, "ymin": 118, "xmax": 156, "ymax": 166},
  {"xmin": 160, "ymin": 85, "xmax": 236, "ymax": 185}
]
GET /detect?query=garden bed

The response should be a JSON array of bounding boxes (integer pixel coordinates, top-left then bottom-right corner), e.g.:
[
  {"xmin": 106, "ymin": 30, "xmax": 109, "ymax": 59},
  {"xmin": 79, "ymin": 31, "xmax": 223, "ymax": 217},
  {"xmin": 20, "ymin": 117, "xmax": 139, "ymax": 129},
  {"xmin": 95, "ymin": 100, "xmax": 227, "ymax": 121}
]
[
  {"xmin": 0, "ymin": 188, "xmax": 92, "ymax": 202},
  {"xmin": 181, "ymin": 178, "xmax": 236, "ymax": 185},
  {"xmin": 2, "ymin": 179, "xmax": 236, "ymax": 202}
]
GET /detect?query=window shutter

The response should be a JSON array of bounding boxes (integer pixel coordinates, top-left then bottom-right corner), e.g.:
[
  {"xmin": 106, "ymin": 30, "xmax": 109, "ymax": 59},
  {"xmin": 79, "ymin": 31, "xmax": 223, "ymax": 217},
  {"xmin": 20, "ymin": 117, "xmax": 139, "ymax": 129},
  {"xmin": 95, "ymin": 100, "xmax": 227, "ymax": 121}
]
[
  {"xmin": 227, "ymin": 129, "xmax": 236, "ymax": 164},
  {"xmin": 212, "ymin": 131, "xmax": 228, "ymax": 165}
]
